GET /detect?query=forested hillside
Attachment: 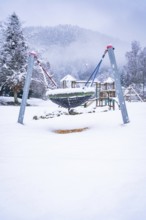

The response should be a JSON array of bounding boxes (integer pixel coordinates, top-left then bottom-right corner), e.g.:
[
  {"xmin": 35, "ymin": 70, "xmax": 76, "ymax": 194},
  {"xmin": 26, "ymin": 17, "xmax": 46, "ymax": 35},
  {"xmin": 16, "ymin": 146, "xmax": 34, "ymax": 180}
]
[{"xmin": 23, "ymin": 25, "xmax": 128, "ymax": 82}]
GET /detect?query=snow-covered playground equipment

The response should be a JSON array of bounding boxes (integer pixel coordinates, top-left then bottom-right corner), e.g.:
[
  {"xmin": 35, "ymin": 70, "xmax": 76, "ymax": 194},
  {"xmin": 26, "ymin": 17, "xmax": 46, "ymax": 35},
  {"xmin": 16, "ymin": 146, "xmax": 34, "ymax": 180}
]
[{"xmin": 18, "ymin": 45, "xmax": 130, "ymax": 124}]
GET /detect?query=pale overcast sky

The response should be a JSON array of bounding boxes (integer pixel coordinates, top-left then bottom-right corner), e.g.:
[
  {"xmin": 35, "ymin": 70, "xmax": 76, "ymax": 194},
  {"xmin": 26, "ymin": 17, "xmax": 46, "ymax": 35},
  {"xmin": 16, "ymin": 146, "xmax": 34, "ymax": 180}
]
[{"xmin": 1, "ymin": 0, "xmax": 146, "ymax": 46}]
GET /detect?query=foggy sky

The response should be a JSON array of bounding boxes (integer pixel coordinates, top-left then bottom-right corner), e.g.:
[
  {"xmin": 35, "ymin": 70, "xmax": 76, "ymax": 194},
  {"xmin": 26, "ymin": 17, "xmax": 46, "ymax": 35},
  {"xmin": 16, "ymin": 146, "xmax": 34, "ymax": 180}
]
[{"xmin": 1, "ymin": 0, "xmax": 146, "ymax": 46}]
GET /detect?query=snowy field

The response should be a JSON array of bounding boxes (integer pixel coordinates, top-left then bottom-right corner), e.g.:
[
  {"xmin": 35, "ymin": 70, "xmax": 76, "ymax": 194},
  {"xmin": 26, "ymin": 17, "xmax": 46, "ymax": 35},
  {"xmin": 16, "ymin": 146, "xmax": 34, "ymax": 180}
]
[{"xmin": 0, "ymin": 97, "xmax": 146, "ymax": 220}]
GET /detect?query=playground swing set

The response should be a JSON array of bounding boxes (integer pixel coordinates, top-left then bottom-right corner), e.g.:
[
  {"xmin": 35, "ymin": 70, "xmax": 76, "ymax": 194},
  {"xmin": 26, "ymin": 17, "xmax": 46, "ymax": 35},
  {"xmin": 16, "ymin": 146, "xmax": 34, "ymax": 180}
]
[{"xmin": 18, "ymin": 45, "xmax": 130, "ymax": 125}]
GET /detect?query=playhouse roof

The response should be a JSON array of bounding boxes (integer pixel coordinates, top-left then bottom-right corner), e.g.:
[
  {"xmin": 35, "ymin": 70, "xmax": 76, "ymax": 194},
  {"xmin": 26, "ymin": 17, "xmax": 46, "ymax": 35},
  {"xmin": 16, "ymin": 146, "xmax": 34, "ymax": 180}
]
[
  {"xmin": 60, "ymin": 74, "xmax": 76, "ymax": 82},
  {"xmin": 103, "ymin": 77, "xmax": 114, "ymax": 83}
]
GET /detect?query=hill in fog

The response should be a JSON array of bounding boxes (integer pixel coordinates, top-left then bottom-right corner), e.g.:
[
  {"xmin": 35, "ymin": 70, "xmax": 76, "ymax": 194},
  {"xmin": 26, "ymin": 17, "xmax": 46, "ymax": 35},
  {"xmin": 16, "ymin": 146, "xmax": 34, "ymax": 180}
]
[{"xmin": 24, "ymin": 25, "xmax": 129, "ymax": 82}]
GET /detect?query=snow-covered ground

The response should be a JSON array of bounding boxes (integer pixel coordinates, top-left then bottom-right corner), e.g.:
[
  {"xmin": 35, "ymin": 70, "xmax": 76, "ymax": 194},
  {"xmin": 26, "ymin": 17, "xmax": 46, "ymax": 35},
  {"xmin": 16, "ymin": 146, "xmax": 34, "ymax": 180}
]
[{"xmin": 0, "ymin": 97, "xmax": 146, "ymax": 220}]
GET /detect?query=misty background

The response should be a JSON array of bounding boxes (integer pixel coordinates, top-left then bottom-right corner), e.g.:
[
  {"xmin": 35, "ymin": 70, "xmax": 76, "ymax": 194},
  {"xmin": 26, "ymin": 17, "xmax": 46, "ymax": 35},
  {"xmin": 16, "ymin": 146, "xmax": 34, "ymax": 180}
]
[
  {"xmin": 1, "ymin": 0, "xmax": 146, "ymax": 45},
  {"xmin": 1, "ymin": 0, "xmax": 146, "ymax": 63},
  {"xmin": 0, "ymin": 0, "xmax": 146, "ymax": 99},
  {"xmin": 1, "ymin": 0, "xmax": 145, "ymax": 63}
]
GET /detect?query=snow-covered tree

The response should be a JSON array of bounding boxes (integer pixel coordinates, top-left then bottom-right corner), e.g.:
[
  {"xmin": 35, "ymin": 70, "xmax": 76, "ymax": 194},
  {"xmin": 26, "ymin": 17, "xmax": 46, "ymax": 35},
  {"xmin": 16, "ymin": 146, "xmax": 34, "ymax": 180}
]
[
  {"xmin": 139, "ymin": 47, "xmax": 146, "ymax": 98},
  {"xmin": 124, "ymin": 41, "xmax": 141, "ymax": 86},
  {"xmin": 0, "ymin": 13, "xmax": 28, "ymax": 103},
  {"xmin": 0, "ymin": 22, "xmax": 4, "ymax": 47},
  {"xmin": 30, "ymin": 61, "xmax": 50, "ymax": 98},
  {"xmin": 0, "ymin": 22, "xmax": 5, "ymax": 88}
]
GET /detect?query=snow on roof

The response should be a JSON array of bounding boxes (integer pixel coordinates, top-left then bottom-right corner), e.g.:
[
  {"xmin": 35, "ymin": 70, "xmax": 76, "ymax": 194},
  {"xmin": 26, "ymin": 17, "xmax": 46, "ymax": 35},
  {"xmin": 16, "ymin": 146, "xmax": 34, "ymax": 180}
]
[
  {"xmin": 103, "ymin": 77, "xmax": 114, "ymax": 83},
  {"xmin": 94, "ymin": 79, "xmax": 101, "ymax": 83},
  {"xmin": 60, "ymin": 74, "xmax": 76, "ymax": 82}
]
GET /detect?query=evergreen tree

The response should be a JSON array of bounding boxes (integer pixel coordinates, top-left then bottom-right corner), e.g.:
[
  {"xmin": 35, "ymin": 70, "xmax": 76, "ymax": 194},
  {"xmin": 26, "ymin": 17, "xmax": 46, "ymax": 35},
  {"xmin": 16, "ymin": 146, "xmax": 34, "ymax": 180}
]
[{"xmin": 0, "ymin": 13, "xmax": 28, "ymax": 103}]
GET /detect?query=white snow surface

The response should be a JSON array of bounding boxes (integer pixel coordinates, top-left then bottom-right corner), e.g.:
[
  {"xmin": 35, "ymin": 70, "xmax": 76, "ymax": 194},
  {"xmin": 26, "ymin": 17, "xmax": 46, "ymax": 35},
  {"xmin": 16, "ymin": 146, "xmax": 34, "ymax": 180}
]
[
  {"xmin": 0, "ymin": 97, "xmax": 146, "ymax": 220},
  {"xmin": 46, "ymin": 87, "xmax": 95, "ymax": 95}
]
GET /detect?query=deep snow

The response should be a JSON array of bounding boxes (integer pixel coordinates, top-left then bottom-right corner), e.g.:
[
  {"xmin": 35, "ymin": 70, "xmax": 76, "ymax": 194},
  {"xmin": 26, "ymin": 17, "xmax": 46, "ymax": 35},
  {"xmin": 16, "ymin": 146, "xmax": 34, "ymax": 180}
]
[{"xmin": 0, "ymin": 97, "xmax": 146, "ymax": 220}]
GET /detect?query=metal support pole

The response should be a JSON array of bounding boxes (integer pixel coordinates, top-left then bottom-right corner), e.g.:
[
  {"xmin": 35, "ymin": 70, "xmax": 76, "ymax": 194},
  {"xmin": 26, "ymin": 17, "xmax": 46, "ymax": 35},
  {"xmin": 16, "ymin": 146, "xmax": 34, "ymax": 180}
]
[
  {"xmin": 18, "ymin": 52, "xmax": 36, "ymax": 124},
  {"xmin": 107, "ymin": 45, "xmax": 130, "ymax": 124}
]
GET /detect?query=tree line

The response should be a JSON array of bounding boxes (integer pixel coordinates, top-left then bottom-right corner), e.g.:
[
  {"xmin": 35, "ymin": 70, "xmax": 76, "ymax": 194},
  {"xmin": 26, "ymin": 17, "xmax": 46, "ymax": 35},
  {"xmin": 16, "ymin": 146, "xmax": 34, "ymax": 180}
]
[
  {"xmin": 122, "ymin": 41, "xmax": 146, "ymax": 98},
  {"xmin": 0, "ymin": 13, "xmax": 146, "ymax": 103}
]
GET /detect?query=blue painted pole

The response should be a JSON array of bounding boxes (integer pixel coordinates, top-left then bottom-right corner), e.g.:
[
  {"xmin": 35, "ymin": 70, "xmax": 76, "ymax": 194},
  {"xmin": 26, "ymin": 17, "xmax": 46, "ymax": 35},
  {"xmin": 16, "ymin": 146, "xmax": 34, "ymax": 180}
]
[
  {"xmin": 107, "ymin": 45, "xmax": 130, "ymax": 124},
  {"xmin": 18, "ymin": 52, "xmax": 36, "ymax": 124}
]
